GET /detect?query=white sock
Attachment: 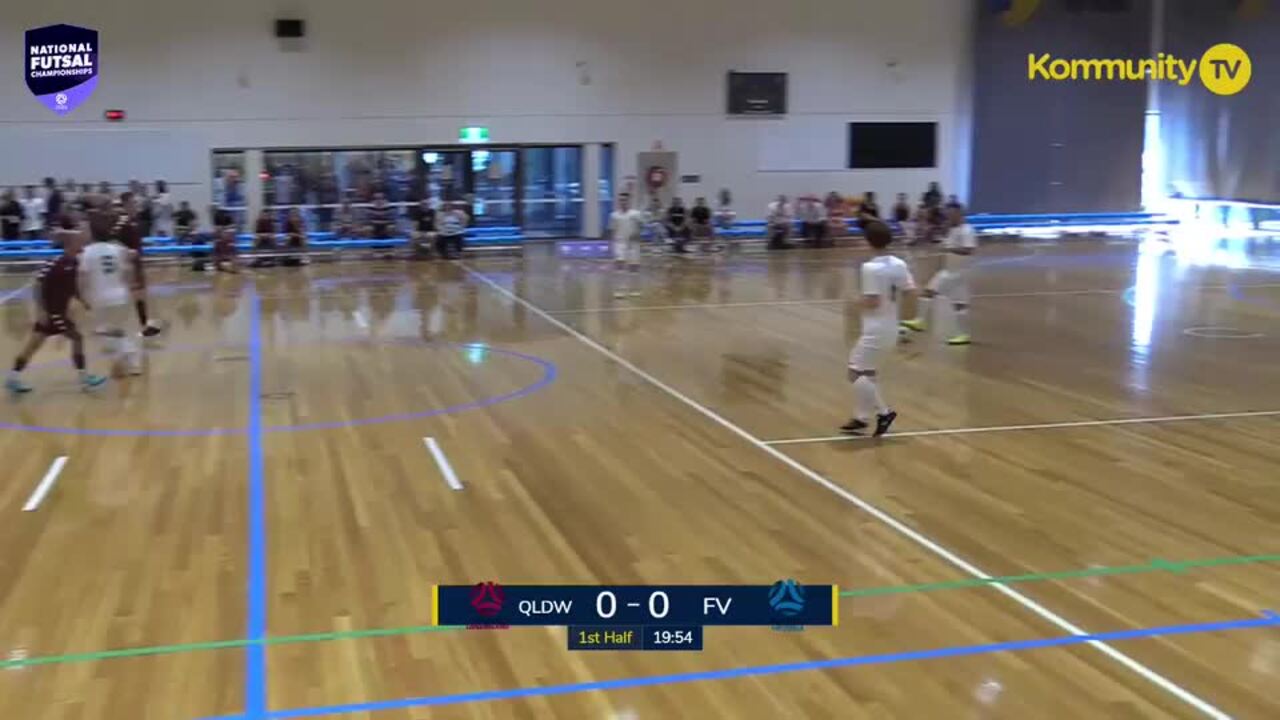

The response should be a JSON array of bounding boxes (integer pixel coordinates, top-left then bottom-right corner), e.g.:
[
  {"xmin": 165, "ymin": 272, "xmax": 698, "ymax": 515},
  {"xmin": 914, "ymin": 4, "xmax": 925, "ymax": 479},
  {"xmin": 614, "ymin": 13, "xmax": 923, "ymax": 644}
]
[
  {"xmin": 916, "ymin": 296, "xmax": 932, "ymax": 324},
  {"xmin": 868, "ymin": 375, "xmax": 889, "ymax": 415},
  {"xmin": 853, "ymin": 376, "xmax": 889, "ymax": 419},
  {"xmin": 954, "ymin": 306, "xmax": 969, "ymax": 336}
]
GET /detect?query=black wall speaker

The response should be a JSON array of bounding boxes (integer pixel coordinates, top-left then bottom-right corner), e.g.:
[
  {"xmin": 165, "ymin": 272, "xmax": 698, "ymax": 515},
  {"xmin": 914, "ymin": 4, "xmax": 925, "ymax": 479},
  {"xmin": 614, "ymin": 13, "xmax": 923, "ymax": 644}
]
[{"xmin": 275, "ymin": 19, "xmax": 305, "ymax": 39}]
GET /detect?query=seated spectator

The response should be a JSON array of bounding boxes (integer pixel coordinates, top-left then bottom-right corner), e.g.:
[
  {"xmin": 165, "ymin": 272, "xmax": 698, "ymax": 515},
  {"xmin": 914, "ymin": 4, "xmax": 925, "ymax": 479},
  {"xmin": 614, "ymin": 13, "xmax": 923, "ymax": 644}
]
[
  {"xmin": 62, "ymin": 179, "xmax": 78, "ymax": 213},
  {"xmin": 136, "ymin": 190, "xmax": 155, "ymax": 238},
  {"xmin": 436, "ymin": 201, "xmax": 469, "ymax": 259},
  {"xmin": 174, "ymin": 202, "xmax": 197, "ymax": 241},
  {"xmin": 914, "ymin": 202, "xmax": 946, "ymax": 244},
  {"xmin": 767, "ymin": 194, "xmax": 793, "ymax": 250},
  {"xmin": 822, "ymin": 192, "xmax": 845, "ymax": 243},
  {"xmin": 645, "ymin": 197, "xmax": 668, "ymax": 244},
  {"xmin": 665, "ymin": 197, "xmax": 690, "ymax": 254},
  {"xmin": 335, "ymin": 199, "xmax": 359, "ymax": 239},
  {"xmin": 282, "ymin": 208, "xmax": 309, "ymax": 266},
  {"xmin": 715, "ymin": 189, "xmax": 736, "ymax": 231},
  {"xmin": 800, "ymin": 195, "xmax": 828, "ymax": 247},
  {"xmin": 43, "ymin": 178, "xmax": 63, "ymax": 227},
  {"xmin": 213, "ymin": 206, "xmax": 238, "ymax": 273},
  {"xmin": 20, "ymin": 186, "xmax": 45, "ymax": 239},
  {"xmin": 252, "ymin": 209, "xmax": 277, "ymax": 267},
  {"xmin": 153, "ymin": 180, "xmax": 173, "ymax": 237},
  {"xmin": 892, "ymin": 193, "xmax": 911, "ymax": 223},
  {"xmin": 924, "ymin": 182, "xmax": 943, "ymax": 209},
  {"xmin": 367, "ymin": 192, "xmax": 394, "ymax": 240},
  {"xmin": 411, "ymin": 197, "xmax": 437, "ymax": 259},
  {"xmin": 853, "ymin": 191, "xmax": 880, "ymax": 235},
  {"xmin": 1, "ymin": 190, "xmax": 24, "ymax": 240},
  {"xmin": 690, "ymin": 197, "xmax": 714, "ymax": 251}
]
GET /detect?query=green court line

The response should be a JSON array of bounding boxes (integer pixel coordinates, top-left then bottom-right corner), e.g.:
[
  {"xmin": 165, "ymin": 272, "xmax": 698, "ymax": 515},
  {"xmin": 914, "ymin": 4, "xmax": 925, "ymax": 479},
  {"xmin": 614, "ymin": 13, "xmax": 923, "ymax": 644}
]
[
  {"xmin": 3, "ymin": 553, "xmax": 1277, "ymax": 671},
  {"xmin": 839, "ymin": 553, "xmax": 1280, "ymax": 598}
]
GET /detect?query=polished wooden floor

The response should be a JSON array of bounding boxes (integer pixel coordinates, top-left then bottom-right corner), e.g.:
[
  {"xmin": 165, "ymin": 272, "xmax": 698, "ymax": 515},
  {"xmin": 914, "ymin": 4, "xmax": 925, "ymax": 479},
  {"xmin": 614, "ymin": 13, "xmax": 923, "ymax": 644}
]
[{"xmin": 1, "ymin": 235, "xmax": 1278, "ymax": 719}]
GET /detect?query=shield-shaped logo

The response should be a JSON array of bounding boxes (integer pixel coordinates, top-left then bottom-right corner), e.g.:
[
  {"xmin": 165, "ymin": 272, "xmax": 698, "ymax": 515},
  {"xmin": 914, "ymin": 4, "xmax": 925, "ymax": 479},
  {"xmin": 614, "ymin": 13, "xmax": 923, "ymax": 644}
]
[{"xmin": 25, "ymin": 24, "xmax": 99, "ymax": 116}]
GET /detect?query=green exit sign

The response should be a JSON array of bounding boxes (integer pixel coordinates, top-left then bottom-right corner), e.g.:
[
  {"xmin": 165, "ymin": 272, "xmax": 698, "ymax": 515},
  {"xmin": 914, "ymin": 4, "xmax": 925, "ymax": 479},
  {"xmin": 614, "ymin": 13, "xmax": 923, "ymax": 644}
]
[{"xmin": 459, "ymin": 126, "xmax": 490, "ymax": 144}]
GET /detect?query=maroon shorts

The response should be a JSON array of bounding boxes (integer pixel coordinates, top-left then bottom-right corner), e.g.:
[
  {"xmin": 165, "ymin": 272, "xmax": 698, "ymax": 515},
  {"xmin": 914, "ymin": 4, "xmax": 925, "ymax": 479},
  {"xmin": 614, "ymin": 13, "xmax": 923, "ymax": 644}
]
[{"xmin": 33, "ymin": 313, "xmax": 76, "ymax": 337}]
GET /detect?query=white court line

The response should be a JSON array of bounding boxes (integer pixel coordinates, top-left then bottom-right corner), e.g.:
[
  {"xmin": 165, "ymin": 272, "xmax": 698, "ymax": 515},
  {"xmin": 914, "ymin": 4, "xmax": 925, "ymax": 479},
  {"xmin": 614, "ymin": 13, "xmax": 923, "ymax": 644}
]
[
  {"xmin": 0, "ymin": 283, "xmax": 31, "ymax": 305},
  {"xmin": 462, "ymin": 263, "xmax": 1232, "ymax": 720},
  {"xmin": 546, "ymin": 281, "xmax": 1280, "ymax": 316},
  {"xmin": 423, "ymin": 437, "xmax": 464, "ymax": 491},
  {"xmin": 765, "ymin": 409, "xmax": 1280, "ymax": 446},
  {"xmin": 23, "ymin": 456, "xmax": 69, "ymax": 512},
  {"xmin": 547, "ymin": 288, "xmax": 1130, "ymax": 315}
]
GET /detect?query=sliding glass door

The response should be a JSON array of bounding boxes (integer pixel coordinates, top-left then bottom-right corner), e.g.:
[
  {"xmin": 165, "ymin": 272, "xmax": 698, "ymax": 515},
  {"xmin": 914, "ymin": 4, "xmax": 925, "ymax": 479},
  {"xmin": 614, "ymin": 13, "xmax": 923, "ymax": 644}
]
[
  {"xmin": 470, "ymin": 149, "xmax": 518, "ymax": 228},
  {"xmin": 522, "ymin": 146, "xmax": 583, "ymax": 237}
]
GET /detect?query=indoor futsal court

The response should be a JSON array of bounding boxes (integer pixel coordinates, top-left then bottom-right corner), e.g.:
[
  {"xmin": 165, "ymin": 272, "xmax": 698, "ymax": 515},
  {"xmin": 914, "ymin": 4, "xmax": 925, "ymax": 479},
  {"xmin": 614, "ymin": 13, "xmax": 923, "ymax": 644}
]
[
  {"xmin": 1, "ymin": 237, "xmax": 1278, "ymax": 719},
  {"xmin": 3, "ymin": 0, "xmax": 1280, "ymax": 718}
]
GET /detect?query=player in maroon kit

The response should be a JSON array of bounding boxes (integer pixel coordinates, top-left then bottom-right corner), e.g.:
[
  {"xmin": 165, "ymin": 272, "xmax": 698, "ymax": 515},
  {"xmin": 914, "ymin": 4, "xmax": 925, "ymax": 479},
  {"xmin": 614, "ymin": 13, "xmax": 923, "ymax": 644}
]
[
  {"xmin": 6, "ymin": 214, "xmax": 108, "ymax": 394},
  {"xmin": 114, "ymin": 192, "xmax": 164, "ymax": 337}
]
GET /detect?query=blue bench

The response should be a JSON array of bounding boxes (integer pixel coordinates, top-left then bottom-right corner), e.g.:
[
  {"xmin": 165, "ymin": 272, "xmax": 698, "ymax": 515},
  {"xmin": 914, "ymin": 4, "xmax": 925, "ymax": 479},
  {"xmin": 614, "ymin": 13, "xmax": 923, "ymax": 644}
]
[{"xmin": 0, "ymin": 227, "xmax": 527, "ymax": 258}]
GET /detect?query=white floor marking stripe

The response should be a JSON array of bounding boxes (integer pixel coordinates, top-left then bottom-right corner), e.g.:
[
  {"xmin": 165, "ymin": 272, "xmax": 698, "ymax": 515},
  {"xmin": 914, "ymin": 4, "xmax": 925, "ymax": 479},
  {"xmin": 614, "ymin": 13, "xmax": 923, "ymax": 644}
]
[
  {"xmin": 547, "ymin": 281, "xmax": 1280, "ymax": 316},
  {"xmin": 765, "ymin": 409, "xmax": 1280, "ymax": 446},
  {"xmin": 23, "ymin": 456, "xmax": 69, "ymax": 512},
  {"xmin": 463, "ymin": 264, "xmax": 1232, "ymax": 720},
  {"xmin": 424, "ymin": 437, "xmax": 463, "ymax": 491},
  {"xmin": 547, "ymin": 289, "xmax": 1127, "ymax": 315},
  {"xmin": 0, "ymin": 283, "xmax": 32, "ymax": 305}
]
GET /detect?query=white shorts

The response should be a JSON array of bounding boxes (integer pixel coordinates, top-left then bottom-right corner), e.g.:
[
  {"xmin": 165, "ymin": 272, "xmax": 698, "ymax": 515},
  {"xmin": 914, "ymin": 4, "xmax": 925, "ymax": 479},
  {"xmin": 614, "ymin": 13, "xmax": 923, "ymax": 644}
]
[
  {"xmin": 928, "ymin": 269, "xmax": 971, "ymax": 305},
  {"xmin": 94, "ymin": 303, "xmax": 137, "ymax": 351},
  {"xmin": 848, "ymin": 331, "xmax": 895, "ymax": 372},
  {"xmin": 613, "ymin": 238, "xmax": 642, "ymax": 264}
]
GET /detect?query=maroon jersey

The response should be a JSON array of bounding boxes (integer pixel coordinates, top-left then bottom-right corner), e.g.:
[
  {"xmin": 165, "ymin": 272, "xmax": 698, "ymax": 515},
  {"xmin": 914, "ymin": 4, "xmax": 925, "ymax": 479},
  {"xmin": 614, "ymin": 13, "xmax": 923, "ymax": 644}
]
[
  {"xmin": 36, "ymin": 255, "xmax": 80, "ymax": 315},
  {"xmin": 112, "ymin": 215, "xmax": 146, "ymax": 288},
  {"xmin": 284, "ymin": 218, "xmax": 305, "ymax": 247},
  {"xmin": 113, "ymin": 215, "xmax": 143, "ymax": 251},
  {"xmin": 215, "ymin": 231, "xmax": 237, "ymax": 258}
]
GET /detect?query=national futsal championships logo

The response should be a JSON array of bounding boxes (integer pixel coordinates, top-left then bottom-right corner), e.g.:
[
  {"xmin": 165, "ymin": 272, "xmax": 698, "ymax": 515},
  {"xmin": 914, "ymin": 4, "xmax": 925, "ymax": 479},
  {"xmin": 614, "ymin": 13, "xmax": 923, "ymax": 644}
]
[
  {"xmin": 1027, "ymin": 43, "xmax": 1252, "ymax": 96},
  {"xmin": 25, "ymin": 24, "xmax": 99, "ymax": 116}
]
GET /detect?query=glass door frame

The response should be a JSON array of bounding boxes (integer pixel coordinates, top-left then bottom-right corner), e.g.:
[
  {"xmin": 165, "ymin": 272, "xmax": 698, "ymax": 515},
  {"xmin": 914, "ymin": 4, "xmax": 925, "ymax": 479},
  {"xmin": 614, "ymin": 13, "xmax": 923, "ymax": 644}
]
[{"xmin": 418, "ymin": 145, "xmax": 527, "ymax": 227}]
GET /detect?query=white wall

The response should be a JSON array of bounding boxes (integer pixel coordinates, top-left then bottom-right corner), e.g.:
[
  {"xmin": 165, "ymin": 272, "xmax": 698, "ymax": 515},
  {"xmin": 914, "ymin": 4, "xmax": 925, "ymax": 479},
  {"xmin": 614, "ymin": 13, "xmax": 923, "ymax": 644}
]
[{"xmin": 1, "ymin": 0, "xmax": 974, "ymax": 218}]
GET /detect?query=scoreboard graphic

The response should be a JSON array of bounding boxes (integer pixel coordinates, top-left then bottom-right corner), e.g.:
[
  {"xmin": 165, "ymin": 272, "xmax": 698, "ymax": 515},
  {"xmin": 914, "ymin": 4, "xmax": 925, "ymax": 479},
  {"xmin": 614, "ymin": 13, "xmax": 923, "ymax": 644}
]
[{"xmin": 433, "ymin": 581, "xmax": 839, "ymax": 651}]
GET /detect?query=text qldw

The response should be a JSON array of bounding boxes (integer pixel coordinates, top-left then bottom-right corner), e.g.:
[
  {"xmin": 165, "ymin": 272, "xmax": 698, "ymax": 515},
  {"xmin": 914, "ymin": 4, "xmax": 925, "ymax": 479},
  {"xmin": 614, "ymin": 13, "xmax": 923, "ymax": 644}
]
[{"xmin": 517, "ymin": 599, "xmax": 572, "ymax": 617}]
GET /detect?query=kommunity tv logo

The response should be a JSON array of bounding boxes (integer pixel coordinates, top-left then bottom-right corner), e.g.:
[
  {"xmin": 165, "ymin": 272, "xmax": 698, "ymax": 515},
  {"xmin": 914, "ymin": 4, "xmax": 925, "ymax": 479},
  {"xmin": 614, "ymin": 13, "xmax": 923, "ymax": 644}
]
[{"xmin": 1027, "ymin": 43, "xmax": 1251, "ymax": 96}]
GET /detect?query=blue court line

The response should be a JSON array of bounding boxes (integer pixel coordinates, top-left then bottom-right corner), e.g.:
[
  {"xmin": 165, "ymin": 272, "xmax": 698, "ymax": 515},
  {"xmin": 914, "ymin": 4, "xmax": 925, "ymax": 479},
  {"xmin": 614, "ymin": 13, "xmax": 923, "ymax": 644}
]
[
  {"xmin": 0, "ymin": 340, "xmax": 557, "ymax": 437},
  {"xmin": 198, "ymin": 612, "xmax": 1279, "ymax": 720},
  {"xmin": 245, "ymin": 286, "xmax": 269, "ymax": 719}
]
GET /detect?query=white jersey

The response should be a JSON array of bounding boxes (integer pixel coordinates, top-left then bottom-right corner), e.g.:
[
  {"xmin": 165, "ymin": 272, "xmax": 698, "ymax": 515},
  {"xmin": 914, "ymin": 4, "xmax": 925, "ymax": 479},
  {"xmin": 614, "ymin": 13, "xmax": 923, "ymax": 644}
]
[
  {"xmin": 21, "ymin": 197, "xmax": 46, "ymax": 233},
  {"xmin": 80, "ymin": 242, "xmax": 133, "ymax": 307},
  {"xmin": 610, "ymin": 209, "xmax": 645, "ymax": 241},
  {"xmin": 152, "ymin": 193, "xmax": 174, "ymax": 235},
  {"xmin": 438, "ymin": 209, "xmax": 468, "ymax": 236},
  {"xmin": 860, "ymin": 254, "xmax": 916, "ymax": 337},
  {"xmin": 942, "ymin": 223, "xmax": 977, "ymax": 271}
]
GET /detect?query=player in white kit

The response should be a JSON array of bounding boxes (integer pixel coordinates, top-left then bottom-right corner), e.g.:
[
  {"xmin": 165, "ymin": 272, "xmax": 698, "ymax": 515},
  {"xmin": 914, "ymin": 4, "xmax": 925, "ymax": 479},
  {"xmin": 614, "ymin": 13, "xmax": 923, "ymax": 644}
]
[
  {"xmin": 80, "ymin": 220, "xmax": 142, "ymax": 375},
  {"xmin": 900, "ymin": 205, "xmax": 976, "ymax": 345},
  {"xmin": 609, "ymin": 192, "xmax": 646, "ymax": 299},
  {"xmin": 842, "ymin": 221, "xmax": 916, "ymax": 437}
]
